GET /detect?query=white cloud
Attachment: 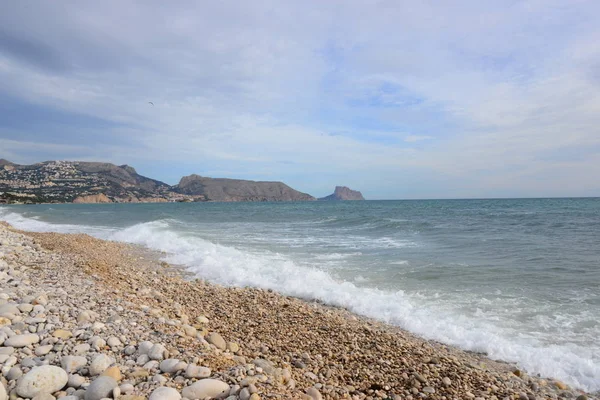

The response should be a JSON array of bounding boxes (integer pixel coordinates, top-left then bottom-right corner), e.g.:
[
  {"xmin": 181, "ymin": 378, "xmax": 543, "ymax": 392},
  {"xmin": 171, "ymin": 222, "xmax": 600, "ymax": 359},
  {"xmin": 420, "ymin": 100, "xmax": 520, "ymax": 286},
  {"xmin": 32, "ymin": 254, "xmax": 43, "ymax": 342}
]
[{"xmin": 0, "ymin": 1, "xmax": 599, "ymax": 197}]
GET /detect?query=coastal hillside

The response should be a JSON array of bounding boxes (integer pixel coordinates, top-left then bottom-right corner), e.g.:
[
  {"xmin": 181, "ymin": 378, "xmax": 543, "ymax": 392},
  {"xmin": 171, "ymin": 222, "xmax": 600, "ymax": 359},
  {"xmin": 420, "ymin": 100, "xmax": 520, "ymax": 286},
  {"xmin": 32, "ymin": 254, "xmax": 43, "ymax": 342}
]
[
  {"xmin": 0, "ymin": 160, "xmax": 322, "ymax": 204},
  {"xmin": 176, "ymin": 174, "xmax": 316, "ymax": 202},
  {"xmin": 319, "ymin": 186, "xmax": 365, "ymax": 201},
  {"xmin": 0, "ymin": 160, "xmax": 195, "ymax": 204}
]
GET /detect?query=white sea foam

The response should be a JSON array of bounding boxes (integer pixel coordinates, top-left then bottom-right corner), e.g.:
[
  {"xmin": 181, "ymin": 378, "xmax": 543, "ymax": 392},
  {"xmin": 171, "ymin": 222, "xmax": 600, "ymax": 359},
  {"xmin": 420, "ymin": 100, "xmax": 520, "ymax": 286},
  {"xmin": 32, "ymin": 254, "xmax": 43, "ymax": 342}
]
[{"xmin": 1, "ymin": 208, "xmax": 599, "ymax": 392}]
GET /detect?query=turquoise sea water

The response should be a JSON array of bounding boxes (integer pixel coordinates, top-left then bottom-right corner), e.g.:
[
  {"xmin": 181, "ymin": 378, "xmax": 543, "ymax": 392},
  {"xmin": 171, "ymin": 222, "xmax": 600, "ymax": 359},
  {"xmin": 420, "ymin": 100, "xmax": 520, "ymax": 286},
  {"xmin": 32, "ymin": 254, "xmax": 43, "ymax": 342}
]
[{"xmin": 1, "ymin": 198, "xmax": 599, "ymax": 391}]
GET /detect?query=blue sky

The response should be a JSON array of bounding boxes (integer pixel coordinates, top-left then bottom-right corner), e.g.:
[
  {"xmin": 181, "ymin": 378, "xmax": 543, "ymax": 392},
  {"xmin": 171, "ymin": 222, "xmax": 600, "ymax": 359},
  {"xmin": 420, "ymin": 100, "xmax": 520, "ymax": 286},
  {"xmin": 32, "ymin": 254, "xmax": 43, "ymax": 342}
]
[{"xmin": 1, "ymin": 1, "xmax": 600, "ymax": 199}]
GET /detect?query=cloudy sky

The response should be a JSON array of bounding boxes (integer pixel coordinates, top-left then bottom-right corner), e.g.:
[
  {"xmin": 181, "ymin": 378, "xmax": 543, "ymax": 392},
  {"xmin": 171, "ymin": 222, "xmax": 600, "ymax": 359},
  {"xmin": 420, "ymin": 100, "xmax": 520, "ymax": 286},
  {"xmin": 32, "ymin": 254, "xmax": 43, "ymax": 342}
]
[{"xmin": 1, "ymin": 1, "xmax": 599, "ymax": 199}]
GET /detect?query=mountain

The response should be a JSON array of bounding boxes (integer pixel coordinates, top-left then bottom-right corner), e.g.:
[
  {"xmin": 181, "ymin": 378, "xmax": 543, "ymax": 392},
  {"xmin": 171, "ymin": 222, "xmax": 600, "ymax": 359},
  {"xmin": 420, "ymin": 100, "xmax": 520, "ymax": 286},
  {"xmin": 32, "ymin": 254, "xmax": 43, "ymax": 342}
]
[
  {"xmin": 0, "ymin": 160, "xmax": 317, "ymax": 204},
  {"xmin": 0, "ymin": 160, "xmax": 196, "ymax": 204},
  {"xmin": 319, "ymin": 186, "xmax": 365, "ymax": 201},
  {"xmin": 176, "ymin": 174, "xmax": 316, "ymax": 202}
]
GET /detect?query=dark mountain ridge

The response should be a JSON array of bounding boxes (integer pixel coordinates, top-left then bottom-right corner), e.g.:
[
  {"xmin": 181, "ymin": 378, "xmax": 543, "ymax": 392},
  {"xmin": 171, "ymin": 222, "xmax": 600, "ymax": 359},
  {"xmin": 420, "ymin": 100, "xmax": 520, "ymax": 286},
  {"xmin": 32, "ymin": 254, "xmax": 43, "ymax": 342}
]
[{"xmin": 1, "ymin": 160, "xmax": 356, "ymax": 204}]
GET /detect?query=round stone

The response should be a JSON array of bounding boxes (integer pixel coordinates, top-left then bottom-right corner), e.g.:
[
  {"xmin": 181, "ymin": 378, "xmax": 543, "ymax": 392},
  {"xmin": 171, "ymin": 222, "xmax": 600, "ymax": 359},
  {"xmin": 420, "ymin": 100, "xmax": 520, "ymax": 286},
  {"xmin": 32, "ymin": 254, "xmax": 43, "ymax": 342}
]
[
  {"xmin": 89, "ymin": 354, "xmax": 114, "ymax": 376},
  {"xmin": 182, "ymin": 379, "xmax": 229, "ymax": 399},
  {"xmin": 148, "ymin": 344, "xmax": 166, "ymax": 360},
  {"xmin": 160, "ymin": 359, "xmax": 185, "ymax": 374},
  {"xmin": 185, "ymin": 365, "xmax": 211, "ymax": 379},
  {"xmin": 206, "ymin": 332, "xmax": 226, "ymax": 350},
  {"xmin": 306, "ymin": 387, "xmax": 322, "ymax": 400},
  {"xmin": 61, "ymin": 356, "xmax": 87, "ymax": 373},
  {"xmin": 16, "ymin": 365, "xmax": 68, "ymax": 398},
  {"xmin": 149, "ymin": 387, "xmax": 181, "ymax": 400},
  {"xmin": 35, "ymin": 345, "xmax": 54, "ymax": 356},
  {"xmin": 0, "ymin": 381, "xmax": 7, "ymax": 400},
  {"xmin": 84, "ymin": 376, "xmax": 118, "ymax": 400},
  {"xmin": 4, "ymin": 333, "xmax": 39, "ymax": 347}
]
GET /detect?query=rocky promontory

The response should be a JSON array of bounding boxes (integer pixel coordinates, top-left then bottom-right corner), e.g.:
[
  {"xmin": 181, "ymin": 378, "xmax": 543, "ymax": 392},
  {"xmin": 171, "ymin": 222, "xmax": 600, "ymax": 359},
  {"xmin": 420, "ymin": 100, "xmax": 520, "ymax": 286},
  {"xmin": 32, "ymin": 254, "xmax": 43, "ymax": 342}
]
[
  {"xmin": 175, "ymin": 175, "xmax": 315, "ymax": 202},
  {"xmin": 319, "ymin": 186, "xmax": 365, "ymax": 201}
]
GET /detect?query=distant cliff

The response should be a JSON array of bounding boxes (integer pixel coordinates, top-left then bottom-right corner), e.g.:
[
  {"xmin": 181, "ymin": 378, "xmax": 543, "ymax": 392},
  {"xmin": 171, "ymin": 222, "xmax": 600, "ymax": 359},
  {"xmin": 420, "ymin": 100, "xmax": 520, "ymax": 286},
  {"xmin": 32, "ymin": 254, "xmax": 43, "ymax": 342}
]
[
  {"xmin": 0, "ymin": 159, "xmax": 323, "ymax": 204},
  {"xmin": 319, "ymin": 186, "xmax": 365, "ymax": 201},
  {"xmin": 175, "ymin": 175, "xmax": 315, "ymax": 202},
  {"xmin": 0, "ymin": 160, "xmax": 196, "ymax": 204}
]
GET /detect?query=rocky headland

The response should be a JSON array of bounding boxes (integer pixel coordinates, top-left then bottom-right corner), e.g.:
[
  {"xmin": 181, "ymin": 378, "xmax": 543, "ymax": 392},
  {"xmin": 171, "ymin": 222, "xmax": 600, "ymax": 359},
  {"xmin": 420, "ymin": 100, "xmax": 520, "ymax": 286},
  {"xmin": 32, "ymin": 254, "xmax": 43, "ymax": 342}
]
[
  {"xmin": 0, "ymin": 223, "xmax": 593, "ymax": 400},
  {"xmin": 176, "ymin": 175, "xmax": 315, "ymax": 202},
  {"xmin": 319, "ymin": 187, "xmax": 365, "ymax": 201},
  {"xmin": 0, "ymin": 160, "xmax": 341, "ymax": 204}
]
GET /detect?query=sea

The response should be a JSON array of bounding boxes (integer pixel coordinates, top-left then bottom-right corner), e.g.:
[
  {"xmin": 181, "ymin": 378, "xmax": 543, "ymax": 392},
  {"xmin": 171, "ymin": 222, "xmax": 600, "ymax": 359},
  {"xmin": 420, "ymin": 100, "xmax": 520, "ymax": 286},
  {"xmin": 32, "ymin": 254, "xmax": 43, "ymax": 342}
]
[{"xmin": 1, "ymin": 198, "xmax": 599, "ymax": 391}]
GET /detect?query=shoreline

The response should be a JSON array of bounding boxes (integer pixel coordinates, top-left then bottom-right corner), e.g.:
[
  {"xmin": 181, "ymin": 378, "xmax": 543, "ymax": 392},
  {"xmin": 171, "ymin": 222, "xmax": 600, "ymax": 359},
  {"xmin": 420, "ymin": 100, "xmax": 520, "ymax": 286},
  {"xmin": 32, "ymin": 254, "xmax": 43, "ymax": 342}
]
[{"xmin": 0, "ymin": 222, "xmax": 595, "ymax": 400}]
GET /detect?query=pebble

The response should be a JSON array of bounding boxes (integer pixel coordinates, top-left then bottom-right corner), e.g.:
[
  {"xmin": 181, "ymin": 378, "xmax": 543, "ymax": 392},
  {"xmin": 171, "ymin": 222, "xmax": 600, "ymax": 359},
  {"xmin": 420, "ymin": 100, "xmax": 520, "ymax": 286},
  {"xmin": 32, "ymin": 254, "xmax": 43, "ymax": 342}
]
[
  {"xmin": 0, "ymin": 382, "xmax": 6, "ymax": 400},
  {"xmin": 148, "ymin": 343, "xmax": 166, "ymax": 360},
  {"xmin": 207, "ymin": 332, "xmax": 227, "ymax": 350},
  {"xmin": 101, "ymin": 366, "xmax": 122, "ymax": 381},
  {"xmin": 305, "ymin": 387, "xmax": 323, "ymax": 400},
  {"xmin": 61, "ymin": 356, "xmax": 88, "ymax": 373},
  {"xmin": 182, "ymin": 379, "xmax": 230, "ymax": 399},
  {"xmin": 159, "ymin": 358, "xmax": 185, "ymax": 373},
  {"xmin": 149, "ymin": 386, "xmax": 181, "ymax": 400},
  {"xmin": 68, "ymin": 374, "xmax": 86, "ymax": 388},
  {"xmin": 6, "ymin": 366, "xmax": 23, "ymax": 380},
  {"xmin": 89, "ymin": 354, "xmax": 114, "ymax": 375},
  {"xmin": 185, "ymin": 365, "xmax": 211, "ymax": 378},
  {"xmin": 84, "ymin": 376, "xmax": 118, "ymax": 400},
  {"xmin": 4, "ymin": 333, "xmax": 40, "ymax": 347},
  {"xmin": 16, "ymin": 365, "xmax": 68, "ymax": 398}
]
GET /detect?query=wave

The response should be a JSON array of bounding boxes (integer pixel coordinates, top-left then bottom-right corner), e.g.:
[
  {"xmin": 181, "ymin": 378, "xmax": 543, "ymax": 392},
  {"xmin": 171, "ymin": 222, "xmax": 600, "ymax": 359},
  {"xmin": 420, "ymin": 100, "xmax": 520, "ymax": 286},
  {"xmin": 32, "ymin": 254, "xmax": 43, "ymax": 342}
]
[{"xmin": 1, "ymin": 207, "xmax": 599, "ymax": 392}]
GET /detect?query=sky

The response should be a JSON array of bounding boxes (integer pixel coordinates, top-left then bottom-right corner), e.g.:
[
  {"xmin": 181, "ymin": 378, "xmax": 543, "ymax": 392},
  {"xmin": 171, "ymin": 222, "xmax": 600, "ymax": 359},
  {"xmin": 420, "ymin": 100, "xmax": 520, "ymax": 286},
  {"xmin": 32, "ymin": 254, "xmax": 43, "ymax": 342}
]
[{"xmin": 1, "ymin": 1, "xmax": 600, "ymax": 199}]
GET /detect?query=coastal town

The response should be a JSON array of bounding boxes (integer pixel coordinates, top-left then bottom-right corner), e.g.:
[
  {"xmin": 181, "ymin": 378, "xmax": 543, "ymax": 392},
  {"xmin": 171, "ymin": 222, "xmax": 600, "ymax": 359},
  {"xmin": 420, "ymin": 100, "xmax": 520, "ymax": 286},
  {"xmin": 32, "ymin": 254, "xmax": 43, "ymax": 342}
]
[{"xmin": 0, "ymin": 160, "xmax": 198, "ymax": 204}]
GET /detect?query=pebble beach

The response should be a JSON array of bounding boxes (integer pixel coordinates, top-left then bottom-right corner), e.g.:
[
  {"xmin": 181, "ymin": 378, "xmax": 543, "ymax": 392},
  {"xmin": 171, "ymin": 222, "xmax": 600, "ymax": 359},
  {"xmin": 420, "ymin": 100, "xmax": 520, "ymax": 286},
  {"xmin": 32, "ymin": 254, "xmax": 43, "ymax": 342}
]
[{"xmin": 0, "ymin": 222, "xmax": 595, "ymax": 400}]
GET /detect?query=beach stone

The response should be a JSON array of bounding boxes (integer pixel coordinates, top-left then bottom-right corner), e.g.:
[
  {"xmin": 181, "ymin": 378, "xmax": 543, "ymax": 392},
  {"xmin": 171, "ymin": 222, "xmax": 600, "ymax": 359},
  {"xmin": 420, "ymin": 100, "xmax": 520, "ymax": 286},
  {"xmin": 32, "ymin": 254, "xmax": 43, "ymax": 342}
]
[
  {"xmin": 148, "ymin": 343, "xmax": 166, "ymax": 360},
  {"xmin": 305, "ymin": 387, "xmax": 323, "ymax": 400},
  {"xmin": 106, "ymin": 337, "xmax": 121, "ymax": 347},
  {"xmin": 185, "ymin": 365, "xmax": 211, "ymax": 379},
  {"xmin": 423, "ymin": 386, "xmax": 435, "ymax": 394},
  {"xmin": 207, "ymin": 332, "xmax": 226, "ymax": 350},
  {"xmin": 252, "ymin": 359, "xmax": 275, "ymax": 375},
  {"xmin": 84, "ymin": 376, "xmax": 118, "ymax": 400},
  {"xmin": 138, "ymin": 341, "xmax": 154, "ymax": 355},
  {"xmin": 554, "ymin": 381, "xmax": 567, "ymax": 390},
  {"xmin": 77, "ymin": 311, "xmax": 92, "ymax": 324},
  {"xmin": 239, "ymin": 388, "xmax": 251, "ymax": 400},
  {"xmin": 68, "ymin": 374, "xmax": 85, "ymax": 388},
  {"xmin": 72, "ymin": 343, "xmax": 91, "ymax": 355},
  {"xmin": 0, "ymin": 382, "xmax": 7, "ymax": 400},
  {"xmin": 119, "ymin": 383, "xmax": 134, "ymax": 394},
  {"xmin": 227, "ymin": 342, "xmax": 240, "ymax": 353},
  {"xmin": 16, "ymin": 365, "xmax": 68, "ymax": 398},
  {"xmin": 61, "ymin": 356, "xmax": 87, "ymax": 373},
  {"xmin": 576, "ymin": 396, "xmax": 588, "ymax": 400},
  {"xmin": 0, "ymin": 317, "xmax": 10, "ymax": 327},
  {"xmin": 31, "ymin": 394, "xmax": 55, "ymax": 400},
  {"xmin": 0, "ymin": 304, "xmax": 19, "ymax": 315},
  {"xmin": 101, "ymin": 366, "xmax": 122, "ymax": 381},
  {"xmin": 53, "ymin": 329, "xmax": 73, "ymax": 339},
  {"xmin": 35, "ymin": 344, "xmax": 54, "ymax": 356},
  {"xmin": 6, "ymin": 366, "xmax": 23, "ymax": 381},
  {"xmin": 149, "ymin": 386, "xmax": 181, "ymax": 400},
  {"xmin": 182, "ymin": 379, "xmax": 229, "ymax": 399},
  {"xmin": 442, "ymin": 377, "xmax": 452, "ymax": 386},
  {"xmin": 4, "ymin": 333, "xmax": 39, "ymax": 347},
  {"xmin": 160, "ymin": 359, "xmax": 185, "ymax": 374},
  {"xmin": 89, "ymin": 354, "xmax": 114, "ymax": 376},
  {"xmin": 182, "ymin": 324, "xmax": 197, "ymax": 337}
]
